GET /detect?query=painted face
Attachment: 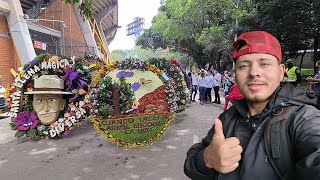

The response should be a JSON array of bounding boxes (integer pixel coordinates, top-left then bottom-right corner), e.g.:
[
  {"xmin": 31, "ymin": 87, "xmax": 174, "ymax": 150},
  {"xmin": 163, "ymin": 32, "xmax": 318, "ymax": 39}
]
[
  {"xmin": 33, "ymin": 94, "xmax": 66, "ymax": 125},
  {"xmin": 235, "ymin": 53, "xmax": 285, "ymax": 104}
]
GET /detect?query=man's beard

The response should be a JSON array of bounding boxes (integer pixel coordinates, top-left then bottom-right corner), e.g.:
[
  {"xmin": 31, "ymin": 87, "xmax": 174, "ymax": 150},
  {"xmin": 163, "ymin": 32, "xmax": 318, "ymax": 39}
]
[{"xmin": 244, "ymin": 95, "xmax": 270, "ymax": 104}]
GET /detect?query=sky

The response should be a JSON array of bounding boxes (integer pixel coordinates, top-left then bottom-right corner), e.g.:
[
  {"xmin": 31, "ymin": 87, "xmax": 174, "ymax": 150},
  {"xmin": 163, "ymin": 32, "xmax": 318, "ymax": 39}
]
[{"xmin": 108, "ymin": 0, "xmax": 161, "ymax": 52}]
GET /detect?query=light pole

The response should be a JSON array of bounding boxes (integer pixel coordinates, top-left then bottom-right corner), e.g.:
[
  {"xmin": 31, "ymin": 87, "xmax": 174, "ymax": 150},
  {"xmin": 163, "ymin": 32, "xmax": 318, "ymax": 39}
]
[{"xmin": 228, "ymin": 0, "xmax": 240, "ymax": 41}]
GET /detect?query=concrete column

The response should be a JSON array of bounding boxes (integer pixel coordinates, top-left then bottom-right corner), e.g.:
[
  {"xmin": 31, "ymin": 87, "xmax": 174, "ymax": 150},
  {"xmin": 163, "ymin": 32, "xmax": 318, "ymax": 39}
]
[{"xmin": 6, "ymin": 0, "xmax": 36, "ymax": 65}]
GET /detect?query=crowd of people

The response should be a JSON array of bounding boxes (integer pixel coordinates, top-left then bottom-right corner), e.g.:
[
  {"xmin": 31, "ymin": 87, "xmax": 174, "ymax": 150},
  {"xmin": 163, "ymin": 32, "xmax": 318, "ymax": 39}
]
[{"xmin": 186, "ymin": 68, "xmax": 243, "ymax": 110}]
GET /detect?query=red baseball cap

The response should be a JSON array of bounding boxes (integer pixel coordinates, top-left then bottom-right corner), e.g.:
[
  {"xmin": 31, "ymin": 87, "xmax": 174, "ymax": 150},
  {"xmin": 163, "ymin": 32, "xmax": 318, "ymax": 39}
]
[{"xmin": 232, "ymin": 31, "xmax": 282, "ymax": 62}]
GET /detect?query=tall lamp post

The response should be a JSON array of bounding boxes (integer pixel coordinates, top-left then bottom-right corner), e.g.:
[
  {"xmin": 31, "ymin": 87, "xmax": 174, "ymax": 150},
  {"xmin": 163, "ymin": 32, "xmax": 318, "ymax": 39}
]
[{"xmin": 228, "ymin": 0, "xmax": 240, "ymax": 41}]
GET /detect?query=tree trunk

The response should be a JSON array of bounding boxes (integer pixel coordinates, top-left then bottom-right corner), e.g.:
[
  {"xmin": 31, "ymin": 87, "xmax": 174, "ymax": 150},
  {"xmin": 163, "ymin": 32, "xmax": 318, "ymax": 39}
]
[
  {"xmin": 299, "ymin": 49, "xmax": 306, "ymax": 70},
  {"xmin": 216, "ymin": 52, "xmax": 222, "ymax": 72},
  {"xmin": 109, "ymin": 84, "xmax": 121, "ymax": 116},
  {"xmin": 313, "ymin": 37, "xmax": 319, "ymax": 76}
]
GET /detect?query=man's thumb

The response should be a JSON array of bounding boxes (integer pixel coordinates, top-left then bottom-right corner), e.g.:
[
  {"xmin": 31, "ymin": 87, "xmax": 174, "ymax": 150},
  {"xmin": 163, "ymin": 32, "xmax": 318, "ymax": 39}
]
[{"xmin": 213, "ymin": 119, "xmax": 225, "ymax": 141}]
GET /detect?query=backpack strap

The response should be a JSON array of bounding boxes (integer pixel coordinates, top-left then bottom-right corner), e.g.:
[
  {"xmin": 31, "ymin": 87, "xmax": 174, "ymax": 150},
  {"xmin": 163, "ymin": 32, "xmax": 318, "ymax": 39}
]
[{"xmin": 264, "ymin": 105, "xmax": 302, "ymax": 180}]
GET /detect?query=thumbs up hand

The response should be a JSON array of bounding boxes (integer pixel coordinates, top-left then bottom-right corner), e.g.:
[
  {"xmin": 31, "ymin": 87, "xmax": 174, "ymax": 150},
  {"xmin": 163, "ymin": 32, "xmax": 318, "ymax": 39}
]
[{"xmin": 204, "ymin": 119, "xmax": 243, "ymax": 173}]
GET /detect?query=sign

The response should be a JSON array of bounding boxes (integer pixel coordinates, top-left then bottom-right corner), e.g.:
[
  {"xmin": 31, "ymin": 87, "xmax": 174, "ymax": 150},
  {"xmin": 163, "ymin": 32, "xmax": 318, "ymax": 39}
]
[
  {"xmin": 126, "ymin": 17, "xmax": 145, "ymax": 36},
  {"xmin": 33, "ymin": 40, "xmax": 47, "ymax": 50}
]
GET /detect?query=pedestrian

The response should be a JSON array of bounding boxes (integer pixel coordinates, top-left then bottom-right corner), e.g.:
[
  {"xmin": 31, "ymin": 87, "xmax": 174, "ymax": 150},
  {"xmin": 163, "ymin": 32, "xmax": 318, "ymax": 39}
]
[
  {"xmin": 306, "ymin": 60, "xmax": 320, "ymax": 109},
  {"xmin": 191, "ymin": 70, "xmax": 198, "ymax": 102},
  {"xmin": 198, "ymin": 69, "xmax": 206, "ymax": 105},
  {"xmin": 184, "ymin": 31, "xmax": 320, "ymax": 179},
  {"xmin": 283, "ymin": 59, "xmax": 302, "ymax": 87},
  {"xmin": 212, "ymin": 70, "xmax": 221, "ymax": 104},
  {"xmin": 205, "ymin": 70, "xmax": 214, "ymax": 103},
  {"xmin": 187, "ymin": 72, "xmax": 192, "ymax": 103}
]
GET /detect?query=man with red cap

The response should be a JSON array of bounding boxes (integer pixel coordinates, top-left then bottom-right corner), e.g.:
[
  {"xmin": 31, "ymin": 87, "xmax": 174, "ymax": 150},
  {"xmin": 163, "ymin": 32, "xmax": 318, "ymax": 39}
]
[{"xmin": 184, "ymin": 31, "xmax": 320, "ymax": 179}]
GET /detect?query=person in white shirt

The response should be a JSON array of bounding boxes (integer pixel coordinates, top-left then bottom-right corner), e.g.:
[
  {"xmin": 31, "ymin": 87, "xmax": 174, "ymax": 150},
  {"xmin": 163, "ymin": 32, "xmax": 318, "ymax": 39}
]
[
  {"xmin": 205, "ymin": 70, "xmax": 214, "ymax": 103},
  {"xmin": 191, "ymin": 70, "xmax": 199, "ymax": 102},
  {"xmin": 213, "ymin": 70, "xmax": 222, "ymax": 104},
  {"xmin": 198, "ymin": 69, "xmax": 207, "ymax": 105}
]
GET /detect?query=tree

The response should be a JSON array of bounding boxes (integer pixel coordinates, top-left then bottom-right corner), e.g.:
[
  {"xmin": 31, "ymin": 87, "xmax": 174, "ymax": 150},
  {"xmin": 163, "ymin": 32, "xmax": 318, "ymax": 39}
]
[
  {"xmin": 136, "ymin": 28, "xmax": 169, "ymax": 50},
  {"xmin": 240, "ymin": 0, "xmax": 320, "ymax": 73}
]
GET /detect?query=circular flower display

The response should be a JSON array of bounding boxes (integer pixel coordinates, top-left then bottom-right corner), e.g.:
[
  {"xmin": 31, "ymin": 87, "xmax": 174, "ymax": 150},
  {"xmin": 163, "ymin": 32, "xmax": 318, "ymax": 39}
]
[
  {"xmin": 89, "ymin": 58, "xmax": 177, "ymax": 148},
  {"xmin": 148, "ymin": 58, "xmax": 189, "ymax": 112},
  {"xmin": 5, "ymin": 54, "xmax": 93, "ymax": 139}
]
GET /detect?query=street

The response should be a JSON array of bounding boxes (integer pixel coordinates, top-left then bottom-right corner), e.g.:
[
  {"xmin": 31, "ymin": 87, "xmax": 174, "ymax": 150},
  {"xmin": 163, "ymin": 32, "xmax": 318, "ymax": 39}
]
[{"xmin": 0, "ymin": 99, "xmax": 224, "ymax": 180}]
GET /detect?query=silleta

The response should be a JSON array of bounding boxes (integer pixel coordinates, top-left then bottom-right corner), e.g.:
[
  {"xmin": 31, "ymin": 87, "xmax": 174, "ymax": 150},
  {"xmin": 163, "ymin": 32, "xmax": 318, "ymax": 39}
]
[{"xmin": 9, "ymin": 58, "xmax": 76, "ymax": 118}]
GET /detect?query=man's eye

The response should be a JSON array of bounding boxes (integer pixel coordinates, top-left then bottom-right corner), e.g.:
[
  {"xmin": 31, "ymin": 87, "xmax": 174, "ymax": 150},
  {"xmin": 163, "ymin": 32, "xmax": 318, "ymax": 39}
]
[
  {"xmin": 48, "ymin": 99, "xmax": 57, "ymax": 103},
  {"xmin": 261, "ymin": 63, "xmax": 270, "ymax": 66},
  {"xmin": 37, "ymin": 99, "xmax": 44, "ymax": 103},
  {"xmin": 239, "ymin": 64, "xmax": 249, "ymax": 69}
]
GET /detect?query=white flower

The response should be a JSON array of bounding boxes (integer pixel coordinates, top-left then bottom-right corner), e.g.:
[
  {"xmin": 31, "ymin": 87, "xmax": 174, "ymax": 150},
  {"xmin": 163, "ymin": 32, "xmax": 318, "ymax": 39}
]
[{"xmin": 37, "ymin": 125, "xmax": 46, "ymax": 131}]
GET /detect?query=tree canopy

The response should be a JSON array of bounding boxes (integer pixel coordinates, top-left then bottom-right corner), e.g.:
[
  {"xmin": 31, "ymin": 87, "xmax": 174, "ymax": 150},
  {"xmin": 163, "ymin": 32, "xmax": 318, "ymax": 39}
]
[{"xmin": 134, "ymin": 0, "xmax": 319, "ymax": 72}]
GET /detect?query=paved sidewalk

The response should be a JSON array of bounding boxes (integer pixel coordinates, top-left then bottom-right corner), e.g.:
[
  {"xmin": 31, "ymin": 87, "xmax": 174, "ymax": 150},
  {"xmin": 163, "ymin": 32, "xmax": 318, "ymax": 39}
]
[{"xmin": 0, "ymin": 95, "xmax": 225, "ymax": 180}]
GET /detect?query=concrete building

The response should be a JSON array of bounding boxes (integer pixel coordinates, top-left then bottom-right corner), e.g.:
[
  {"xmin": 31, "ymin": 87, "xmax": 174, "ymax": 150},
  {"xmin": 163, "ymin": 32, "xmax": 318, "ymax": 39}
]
[{"xmin": 0, "ymin": 0, "xmax": 118, "ymax": 86}]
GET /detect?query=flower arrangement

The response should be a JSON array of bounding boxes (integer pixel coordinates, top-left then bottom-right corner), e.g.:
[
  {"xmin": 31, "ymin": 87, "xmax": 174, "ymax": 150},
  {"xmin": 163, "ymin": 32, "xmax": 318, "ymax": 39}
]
[
  {"xmin": 89, "ymin": 58, "xmax": 177, "ymax": 148},
  {"xmin": 148, "ymin": 58, "xmax": 189, "ymax": 112},
  {"xmin": 5, "ymin": 54, "xmax": 94, "ymax": 139}
]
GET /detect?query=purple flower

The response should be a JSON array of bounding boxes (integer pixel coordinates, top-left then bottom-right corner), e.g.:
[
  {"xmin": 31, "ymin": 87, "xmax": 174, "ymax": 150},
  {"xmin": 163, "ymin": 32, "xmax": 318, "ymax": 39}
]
[
  {"xmin": 30, "ymin": 59, "xmax": 38, "ymax": 65},
  {"xmin": 14, "ymin": 111, "xmax": 39, "ymax": 131},
  {"xmin": 132, "ymin": 82, "xmax": 141, "ymax": 91},
  {"xmin": 116, "ymin": 71, "xmax": 134, "ymax": 79}
]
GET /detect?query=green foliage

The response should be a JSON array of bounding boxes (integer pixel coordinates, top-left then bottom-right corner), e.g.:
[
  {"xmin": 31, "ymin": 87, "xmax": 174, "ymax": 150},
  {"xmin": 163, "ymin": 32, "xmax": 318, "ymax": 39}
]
[
  {"xmin": 111, "ymin": 50, "xmax": 126, "ymax": 61},
  {"xmin": 119, "ymin": 77, "xmax": 134, "ymax": 115},
  {"xmin": 131, "ymin": 46, "xmax": 193, "ymax": 70},
  {"xmin": 301, "ymin": 69, "xmax": 314, "ymax": 76},
  {"xmin": 240, "ymin": 0, "xmax": 320, "ymax": 61},
  {"xmin": 95, "ymin": 76, "xmax": 134, "ymax": 117},
  {"xmin": 15, "ymin": 131, "xmax": 26, "ymax": 138},
  {"xmin": 10, "ymin": 122, "xmax": 18, "ymax": 130},
  {"xmin": 27, "ymin": 129, "xmax": 38, "ymax": 138},
  {"xmin": 136, "ymin": 28, "xmax": 169, "ymax": 50},
  {"xmin": 61, "ymin": 0, "xmax": 94, "ymax": 20}
]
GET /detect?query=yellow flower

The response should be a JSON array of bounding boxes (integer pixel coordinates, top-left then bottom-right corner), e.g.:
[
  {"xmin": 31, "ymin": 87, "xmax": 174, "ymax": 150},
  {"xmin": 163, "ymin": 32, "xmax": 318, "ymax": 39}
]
[
  {"xmin": 17, "ymin": 70, "xmax": 24, "ymax": 78},
  {"xmin": 4, "ymin": 90, "xmax": 9, "ymax": 98},
  {"xmin": 49, "ymin": 57, "xmax": 56, "ymax": 62},
  {"xmin": 27, "ymin": 88, "xmax": 33, "ymax": 92}
]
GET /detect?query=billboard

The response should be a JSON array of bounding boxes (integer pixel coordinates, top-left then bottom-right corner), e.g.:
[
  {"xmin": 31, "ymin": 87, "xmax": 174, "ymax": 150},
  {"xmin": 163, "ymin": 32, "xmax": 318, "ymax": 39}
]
[{"xmin": 126, "ymin": 17, "xmax": 145, "ymax": 36}]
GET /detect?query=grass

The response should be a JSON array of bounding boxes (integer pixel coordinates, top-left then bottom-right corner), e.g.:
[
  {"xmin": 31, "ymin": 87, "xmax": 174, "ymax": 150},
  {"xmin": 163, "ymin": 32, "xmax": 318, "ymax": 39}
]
[{"xmin": 301, "ymin": 68, "xmax": 314, "ymax": 76}]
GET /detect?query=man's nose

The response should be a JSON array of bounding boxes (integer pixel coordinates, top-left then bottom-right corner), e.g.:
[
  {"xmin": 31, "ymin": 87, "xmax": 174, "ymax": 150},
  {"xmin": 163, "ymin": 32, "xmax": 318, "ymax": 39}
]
[
  {"xmin": 43, "ymin": 101, "xmax": 49, "ymax": 112},
  {"xmin": 249, "ymin": 64, "xmax": 261, "ymax": 78}
]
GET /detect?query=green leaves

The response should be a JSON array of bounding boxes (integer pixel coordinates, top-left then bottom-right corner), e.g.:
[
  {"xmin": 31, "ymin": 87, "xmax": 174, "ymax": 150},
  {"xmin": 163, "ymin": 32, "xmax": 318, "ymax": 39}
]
[
  {"xmin": 61, "ymin": 0, "xmax": 94, "ymax": 20},
  {"xmin": 14, "ymin": 131, "xmax": 26, "ymax": 138},
  {"xmin": 27, "ymin": 129, "xmax": 38, "ymax": 138}
]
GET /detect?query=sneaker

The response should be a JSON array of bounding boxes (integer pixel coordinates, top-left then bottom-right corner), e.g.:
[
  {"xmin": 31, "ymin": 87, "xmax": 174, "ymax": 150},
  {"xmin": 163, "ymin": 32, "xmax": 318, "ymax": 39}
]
[{"xmin": 216, "ymin": 101, "xmax": 221, "ymax": 104}]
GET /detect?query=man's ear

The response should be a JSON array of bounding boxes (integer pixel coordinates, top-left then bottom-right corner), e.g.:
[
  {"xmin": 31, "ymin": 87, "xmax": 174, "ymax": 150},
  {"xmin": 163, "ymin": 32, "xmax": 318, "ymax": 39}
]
[
  {"xmin": 60, "ymin": 99, "xmax": 66, "ymax": 110},
  {"xmin": 280, "ymin": 64, "xmax": 285, "ymax": 80}
]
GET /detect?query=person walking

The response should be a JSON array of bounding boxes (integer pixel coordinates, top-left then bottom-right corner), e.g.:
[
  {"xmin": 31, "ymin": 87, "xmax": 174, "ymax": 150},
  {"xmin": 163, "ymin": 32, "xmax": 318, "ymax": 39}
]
[
  {"xmin": 184, "ymin": 31, "xmax": 320, "ymax": 180},
  {"xmin": 198, "ymin": 69, "xmax": 207, "ymax": 105},
  {"xmin": 190, "ymin": 70, "xmax": 199, "ymax": 102},
  {"xmin": 187, "ymin": 72, "xmax": 192, "ymax": 103},
  {"xmin": 205, "ymin": 70, "xmax": 214, "ymax": 103},
  {"xmin": 212, "ymin": 70, "xmax": 222, "ymax": 104}
]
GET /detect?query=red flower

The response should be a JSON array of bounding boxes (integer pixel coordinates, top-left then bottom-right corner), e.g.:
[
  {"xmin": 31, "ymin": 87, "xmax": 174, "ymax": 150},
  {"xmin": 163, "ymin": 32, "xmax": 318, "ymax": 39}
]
[{"xmin": 100, "ymin": 74, "xmax": 105, "ymax": 78}]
